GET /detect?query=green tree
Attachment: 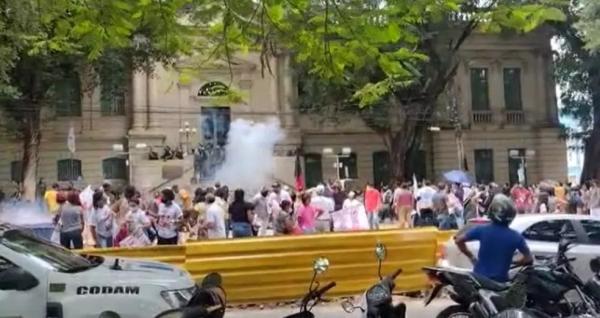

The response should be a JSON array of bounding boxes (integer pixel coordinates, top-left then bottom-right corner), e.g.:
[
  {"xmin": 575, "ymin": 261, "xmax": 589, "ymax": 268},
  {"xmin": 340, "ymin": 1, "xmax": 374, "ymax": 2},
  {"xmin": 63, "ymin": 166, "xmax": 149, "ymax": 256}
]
[
  {"xmin": 552, "ymin": 0, "xmax": 600, "ymax": 181},
  {"xmin": 209, "ymin": 0, "xmax": 564, "ymax": 181},
  {"xmin": 0, "ymin": 0, "xmax": 192, "ymax": 200}
]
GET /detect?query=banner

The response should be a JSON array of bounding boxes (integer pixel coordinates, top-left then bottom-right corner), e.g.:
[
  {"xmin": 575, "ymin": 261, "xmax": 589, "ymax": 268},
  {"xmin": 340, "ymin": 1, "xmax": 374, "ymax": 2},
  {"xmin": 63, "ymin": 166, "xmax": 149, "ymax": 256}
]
[
  {"xmin": 331, "ymin": 205, "xmax": 369, "ymax": 232},
  {"xmin": 67, "ymin": 125, "xmax": 76, "ymax": 154}
]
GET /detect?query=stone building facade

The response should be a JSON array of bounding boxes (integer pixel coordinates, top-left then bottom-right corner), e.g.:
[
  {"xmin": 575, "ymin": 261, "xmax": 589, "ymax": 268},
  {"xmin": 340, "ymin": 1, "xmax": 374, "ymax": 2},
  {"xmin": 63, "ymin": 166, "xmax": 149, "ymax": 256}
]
[{"xmin": 0, "ymin": 28, "xmax": 567, "ymax": 192}]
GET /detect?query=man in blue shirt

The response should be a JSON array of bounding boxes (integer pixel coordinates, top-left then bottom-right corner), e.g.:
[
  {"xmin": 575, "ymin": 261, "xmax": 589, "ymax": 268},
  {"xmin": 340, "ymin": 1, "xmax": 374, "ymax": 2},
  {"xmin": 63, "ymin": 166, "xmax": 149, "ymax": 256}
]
[{"xmin": 455, "ymin": 194, "xmax": 533, "ymax": 282}]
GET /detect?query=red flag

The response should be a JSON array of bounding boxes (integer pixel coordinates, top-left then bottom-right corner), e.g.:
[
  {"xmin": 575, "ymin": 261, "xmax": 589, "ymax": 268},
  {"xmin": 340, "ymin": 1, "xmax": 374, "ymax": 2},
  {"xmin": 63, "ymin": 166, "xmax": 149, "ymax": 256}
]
[{"xmin": 294, "ymin": 154, "xmax": 304, "ymax": 191}]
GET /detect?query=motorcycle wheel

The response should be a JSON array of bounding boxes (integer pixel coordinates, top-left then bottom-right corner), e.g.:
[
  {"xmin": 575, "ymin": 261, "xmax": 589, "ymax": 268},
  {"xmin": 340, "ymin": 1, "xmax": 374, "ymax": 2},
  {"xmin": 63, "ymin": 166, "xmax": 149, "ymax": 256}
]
[{"xmin": 436, "ymin": 305, "xmax": 472, "ymax": 318}]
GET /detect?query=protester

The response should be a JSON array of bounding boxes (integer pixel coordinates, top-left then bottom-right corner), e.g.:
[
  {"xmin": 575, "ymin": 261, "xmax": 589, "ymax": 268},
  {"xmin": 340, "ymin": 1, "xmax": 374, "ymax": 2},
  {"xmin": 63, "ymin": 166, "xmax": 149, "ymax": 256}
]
[
  {"xmin": 215, "ymin": 186, "xmax": 230, "ymax": 237},
  {"xmin": 173, "ymin": 184, "xmax": 192, "ymax": 210},
  {"xmin": 567, "ymin": 186, "xmax": 583, "ymax": 214},
  {"xmin": 57, "ymin": 192, "xmax": 84, "ymax": 249},
  {"xmin": 202, "ymin": 194, "xmax": 227, "ymax": 239},
  {"xmin": 90, "ymin": 191, "xmax": 114, "ymax": 248},
  {"xmin": 252, "ymin": 187, "xmax": 270, "ymax": 236},
  {"xmin": 311, "ymin": 185, "xmax": 335, "ymax": 233},
  {"xmin": 156, "ymin": 189, "xmax": 183, "ymax": 245},
  {"xmin": 364, "ymin": 183, "xmax": 381, "ymax": 230},
  {"xmin": 393, "ymin": 182, "xmax": 413, "ymax": 229},
  {"xmin": 44, "ymin": 183, "xmax": 60, "ymax": 214},
  {"xmin": 268, "ymin": 182, "xmax": 283, "ymax": 218},
  {"xmin": 332, "ymin": 182, "xmax": 346, "ymax": 212},
  {"xmin": 120, "ymin": 198, "xmax": 152, "ymax": 247},
  {"xmin": 414, "ymin": 181, "xmax": 437, "ymax": 227},
  {"xmin": 112, "ymin": 185, "xmax": 137, "ymax": 236},
  {"xmin": 297, "ymin": 192, "xmax": 319, "ymax": 234},
  {"xmin": 274, "ymin": 200, "xmax": 302, "ymax": 235},
  {"xmin": 589, "ymin": 181, "xmax": 600, "ymax": 217},
  {"xmin": 193, "ymin": 188, "xmax": 208, "ymax": 239},
  {"xmin": 228, "ymin": 189, "xmax": 254, "ymax": 238},
  {"xmin": 510, "ymin": 183, "xmax": 532, "ymax": 214},
  {"xmin": 102, "ymin": 182, "xmax": 115, "ymax": 205}
]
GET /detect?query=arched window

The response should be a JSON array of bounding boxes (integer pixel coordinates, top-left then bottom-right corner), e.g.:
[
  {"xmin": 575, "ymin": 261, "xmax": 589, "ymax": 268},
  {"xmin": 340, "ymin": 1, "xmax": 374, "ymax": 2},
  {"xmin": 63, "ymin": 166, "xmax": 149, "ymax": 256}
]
[
  {"xmin": 198, "ymin": 81, "xmax": 229, "ymax": 97},
  {"xmin": 10, "ymin": 161, "xmax": 22, "ymax": 183},
  {"xmin": 57, "ymin": 159, "xmax": 82, "ymax": 181},
  {"xmin": 102, "ymin": 157, "xmax": 128, "ymax": 180}
]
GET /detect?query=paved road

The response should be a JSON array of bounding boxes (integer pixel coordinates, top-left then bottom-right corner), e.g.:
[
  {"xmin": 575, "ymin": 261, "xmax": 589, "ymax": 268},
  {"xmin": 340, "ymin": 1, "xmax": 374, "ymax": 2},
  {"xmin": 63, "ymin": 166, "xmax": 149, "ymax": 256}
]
[{"xmin": 227, "ymin": 298, "xmax": 454, "ymax": 318}]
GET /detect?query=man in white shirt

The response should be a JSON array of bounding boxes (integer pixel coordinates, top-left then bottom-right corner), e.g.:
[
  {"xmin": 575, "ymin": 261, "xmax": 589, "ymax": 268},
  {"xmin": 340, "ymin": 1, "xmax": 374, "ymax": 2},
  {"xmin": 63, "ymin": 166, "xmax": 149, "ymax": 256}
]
[
  {"xmin": 311, "ymin": 184, "xmax": 335, "ymax": 233},
  {"xmin": 203, "ymin": 194, "xmax": 227, "ymax": 239},
  {"xmin": 416, "ymin": 180, "xmax": 437, "ymax": 211},
  {"xmin": 156, "ymin": 189, "xmax": 183, "ymax": 245},
  {"xmin": 268, "ymin": 183, "xmax": 283, "ymax": 218}
]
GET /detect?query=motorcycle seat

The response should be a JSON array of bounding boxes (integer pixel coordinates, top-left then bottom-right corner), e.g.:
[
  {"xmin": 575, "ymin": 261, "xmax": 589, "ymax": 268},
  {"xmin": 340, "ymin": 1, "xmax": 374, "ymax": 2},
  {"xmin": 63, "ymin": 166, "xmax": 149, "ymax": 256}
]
[{"xmin": 471, "ymin": 272, "xmax": 511, "ymax": 292}]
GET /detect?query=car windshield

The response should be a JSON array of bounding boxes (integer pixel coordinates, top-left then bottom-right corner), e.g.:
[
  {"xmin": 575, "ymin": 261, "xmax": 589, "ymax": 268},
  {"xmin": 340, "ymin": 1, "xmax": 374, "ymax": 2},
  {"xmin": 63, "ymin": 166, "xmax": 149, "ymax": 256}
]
[{"xmin": 0, "ymin": 229, "xmax": 95, "ymax": 273}]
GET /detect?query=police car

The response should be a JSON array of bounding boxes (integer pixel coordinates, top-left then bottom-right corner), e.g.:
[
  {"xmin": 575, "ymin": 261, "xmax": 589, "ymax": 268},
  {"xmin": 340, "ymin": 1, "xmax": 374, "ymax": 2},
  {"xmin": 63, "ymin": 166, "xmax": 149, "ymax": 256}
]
[{"xmin": 0, "ymin": 223, "xmax": 196, "ymax": 318}]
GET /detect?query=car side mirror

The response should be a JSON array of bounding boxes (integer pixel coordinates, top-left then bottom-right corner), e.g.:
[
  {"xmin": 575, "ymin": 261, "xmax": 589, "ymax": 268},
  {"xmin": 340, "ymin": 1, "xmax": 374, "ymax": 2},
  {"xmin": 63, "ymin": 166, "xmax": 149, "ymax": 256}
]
[{"xmin": 0, "ymin": 267, "xmax": 39, "ymax": 291}]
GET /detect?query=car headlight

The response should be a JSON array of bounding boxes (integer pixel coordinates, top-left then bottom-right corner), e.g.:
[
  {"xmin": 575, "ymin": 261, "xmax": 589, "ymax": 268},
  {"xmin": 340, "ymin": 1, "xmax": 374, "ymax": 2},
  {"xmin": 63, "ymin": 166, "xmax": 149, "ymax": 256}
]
[{"xmin": 161, "ymin": 286, "xmax": 197, "ymax": 308}]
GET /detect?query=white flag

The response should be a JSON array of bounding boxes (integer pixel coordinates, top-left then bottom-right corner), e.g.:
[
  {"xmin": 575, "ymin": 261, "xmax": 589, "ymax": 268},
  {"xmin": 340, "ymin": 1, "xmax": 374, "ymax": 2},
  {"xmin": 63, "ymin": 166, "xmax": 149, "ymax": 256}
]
[
  {"xmin": 67, "ymin": 126, "xmax": 76, "ymax": 154},
  {"xmin": 412, "ymin": 173, "xmax": 418, "ymax": 194}
]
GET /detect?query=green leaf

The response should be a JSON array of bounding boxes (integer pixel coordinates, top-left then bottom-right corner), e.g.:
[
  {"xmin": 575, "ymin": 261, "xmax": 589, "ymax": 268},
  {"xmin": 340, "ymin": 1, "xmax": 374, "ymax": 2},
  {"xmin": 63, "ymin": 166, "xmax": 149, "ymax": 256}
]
[{"xmin": 267, "ymin": 4, "xmax": 285, "ymax": 23}]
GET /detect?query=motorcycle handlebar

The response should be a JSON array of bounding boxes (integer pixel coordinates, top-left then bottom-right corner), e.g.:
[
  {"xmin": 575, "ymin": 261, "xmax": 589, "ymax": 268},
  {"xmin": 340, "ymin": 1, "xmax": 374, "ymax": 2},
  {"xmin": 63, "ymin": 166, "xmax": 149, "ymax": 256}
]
[
  {"xmin": 391, "ymin": 268, "xmax": 403, "ymax": 280},
  {"xmin": 314, "ymin": 281, "xmax": 336, "ymax": 299}
]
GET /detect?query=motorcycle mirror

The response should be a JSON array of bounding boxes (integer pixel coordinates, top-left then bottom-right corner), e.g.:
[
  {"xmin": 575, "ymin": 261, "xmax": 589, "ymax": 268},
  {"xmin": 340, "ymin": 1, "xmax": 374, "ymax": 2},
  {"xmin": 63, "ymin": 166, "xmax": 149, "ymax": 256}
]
[
  {"xmin": 341, "ymin": 300, "xmax": 356, "ymax": 313},
  {"xmin": 375, "ymin": 242, "xmax": 387, "ymax": 261},
  {"xmin": 313, "ymin": 257, "xmax": 330, "ymax": 275},
  {"xmin": 590, "ymin": 257, "xmax": 600, "ymax": 274}
]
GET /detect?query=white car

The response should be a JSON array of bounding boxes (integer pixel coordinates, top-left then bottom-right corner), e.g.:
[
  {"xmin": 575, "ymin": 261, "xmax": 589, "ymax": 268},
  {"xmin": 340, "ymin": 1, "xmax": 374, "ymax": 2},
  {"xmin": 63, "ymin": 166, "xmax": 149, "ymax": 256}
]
[
  {"xmin": 439, "ymin": 214, "xmax": 600, "ymax": 281},
  {"xmin": 0, "ymin": 223, "xmax": 196, "ymax": 318}
]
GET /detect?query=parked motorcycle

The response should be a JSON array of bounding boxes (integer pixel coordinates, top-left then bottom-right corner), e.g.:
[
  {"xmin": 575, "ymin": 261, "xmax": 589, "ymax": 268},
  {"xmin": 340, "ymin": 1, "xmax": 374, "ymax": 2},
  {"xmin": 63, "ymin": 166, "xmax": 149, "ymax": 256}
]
[
  {"xmin": 283, "ymin": 257, "xmax": 336, "ymax": 318},
  {"xmin": 584, "ymin": 257, "xmax": 600, "ymax": 309},
  {"xmin": 341, "ymin": 242, "xmax": 406, "ymax": 318},
  {"xmin": 425, "ymin": 232, "xmax": 599, "ymax": 318},
  {"xmin": 155, "ymin": 272, "xmax": 226, "ymax": 318}
]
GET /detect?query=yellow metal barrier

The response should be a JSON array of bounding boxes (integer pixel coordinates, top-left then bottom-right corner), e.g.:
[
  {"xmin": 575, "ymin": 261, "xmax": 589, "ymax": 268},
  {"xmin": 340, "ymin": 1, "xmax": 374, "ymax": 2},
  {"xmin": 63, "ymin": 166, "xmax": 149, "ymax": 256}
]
[
  {"xmin": 436, "ymin": 230, "xmax": 457, "ymax": 258},
  {"xmin": 81, "ymin": 229, "xmax": 454, "ymax": 303}
]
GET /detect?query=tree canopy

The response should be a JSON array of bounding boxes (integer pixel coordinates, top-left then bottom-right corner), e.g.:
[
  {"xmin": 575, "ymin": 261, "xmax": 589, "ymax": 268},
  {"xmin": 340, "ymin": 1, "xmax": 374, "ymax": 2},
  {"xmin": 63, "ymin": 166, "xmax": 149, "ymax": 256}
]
[
  {"xmin": 577, "ymin": 0, "xmax": 600, "ymax": 52},
  {"xmin": 201, "ymin": 0, "xmax": 565, "ymax": 180}
]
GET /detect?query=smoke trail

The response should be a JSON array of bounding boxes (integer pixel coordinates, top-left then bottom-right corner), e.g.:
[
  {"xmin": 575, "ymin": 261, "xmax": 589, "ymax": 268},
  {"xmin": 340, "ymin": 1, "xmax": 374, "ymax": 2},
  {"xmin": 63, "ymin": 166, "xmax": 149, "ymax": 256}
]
[
  {"xmin": 0, "ymin": 200, "xmax": 52, "ymax": 225},
  {"xmin": 213, "ymin": 118, "xmax": 285, "ymax": 193}
]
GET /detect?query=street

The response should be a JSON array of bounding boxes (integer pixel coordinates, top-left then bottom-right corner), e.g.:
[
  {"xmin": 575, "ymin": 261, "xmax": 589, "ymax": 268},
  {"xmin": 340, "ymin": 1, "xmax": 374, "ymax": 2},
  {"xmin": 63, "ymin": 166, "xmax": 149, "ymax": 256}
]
[{"xmin": 227, "ymin": 297, "xmax": 454, "ymax": 318}]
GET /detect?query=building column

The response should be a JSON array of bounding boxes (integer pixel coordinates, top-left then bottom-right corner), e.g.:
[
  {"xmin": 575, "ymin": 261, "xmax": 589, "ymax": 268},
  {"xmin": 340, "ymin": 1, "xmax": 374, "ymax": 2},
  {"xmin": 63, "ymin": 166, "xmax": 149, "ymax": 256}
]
[
  {"xmin": 489, "ymin": 59, "xmax": 504, "ymax": 125},
  {"xmin": 147, "ymin": 70, "xmax": 160, "ymax": 129},
  {"xmin": 131, "ymin": 70, "xmax": 148, "ymax": 130}
]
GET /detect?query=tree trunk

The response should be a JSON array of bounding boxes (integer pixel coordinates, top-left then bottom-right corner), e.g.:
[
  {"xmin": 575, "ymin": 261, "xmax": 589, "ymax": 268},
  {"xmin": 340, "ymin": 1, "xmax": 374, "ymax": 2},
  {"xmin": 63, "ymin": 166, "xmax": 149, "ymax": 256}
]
[
  {"xmin": 21, "ymin": 111, "xmax": 41, "ymax": 202},
  {"xmin": 581, "ymin": 130, "xmax": 600, "ymax": 182},
  {"xmin": 385, "ymin": 121, "xmax": 421, "ymax": 183},
  {"xmin": 580, "ymin": 66, "xmax": 600, "ymax": 182}
]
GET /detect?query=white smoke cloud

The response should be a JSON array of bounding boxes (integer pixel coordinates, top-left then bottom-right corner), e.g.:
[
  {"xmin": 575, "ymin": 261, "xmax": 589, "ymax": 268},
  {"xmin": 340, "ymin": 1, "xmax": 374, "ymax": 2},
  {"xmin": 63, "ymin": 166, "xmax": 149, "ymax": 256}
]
[
  {"xmin": 0, "ymin": 201, "xmax": 52, "ymax": 225},
  {"xmin": 213, "ymin": 118, "xmax": 285, "ymax": 193}
]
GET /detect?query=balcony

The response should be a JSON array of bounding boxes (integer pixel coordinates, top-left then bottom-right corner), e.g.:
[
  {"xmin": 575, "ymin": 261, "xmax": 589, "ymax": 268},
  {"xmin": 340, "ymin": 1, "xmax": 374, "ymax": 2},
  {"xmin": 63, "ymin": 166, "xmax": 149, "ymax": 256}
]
[
  {"xmin": 504, "ymin": 110, "xmax": 525, "ymax": 125},
  {"xmin": 472, "ymin": 110, "xmax": 493, "ymax": 124}
]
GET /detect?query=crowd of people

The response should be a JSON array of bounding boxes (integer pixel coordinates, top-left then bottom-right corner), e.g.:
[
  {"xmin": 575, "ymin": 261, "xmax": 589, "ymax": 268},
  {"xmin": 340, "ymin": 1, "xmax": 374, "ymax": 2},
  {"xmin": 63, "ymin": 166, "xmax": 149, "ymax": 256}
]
[{"xmin": 38, "ymin": 177, "xmax": 600, "ymax": 250}]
